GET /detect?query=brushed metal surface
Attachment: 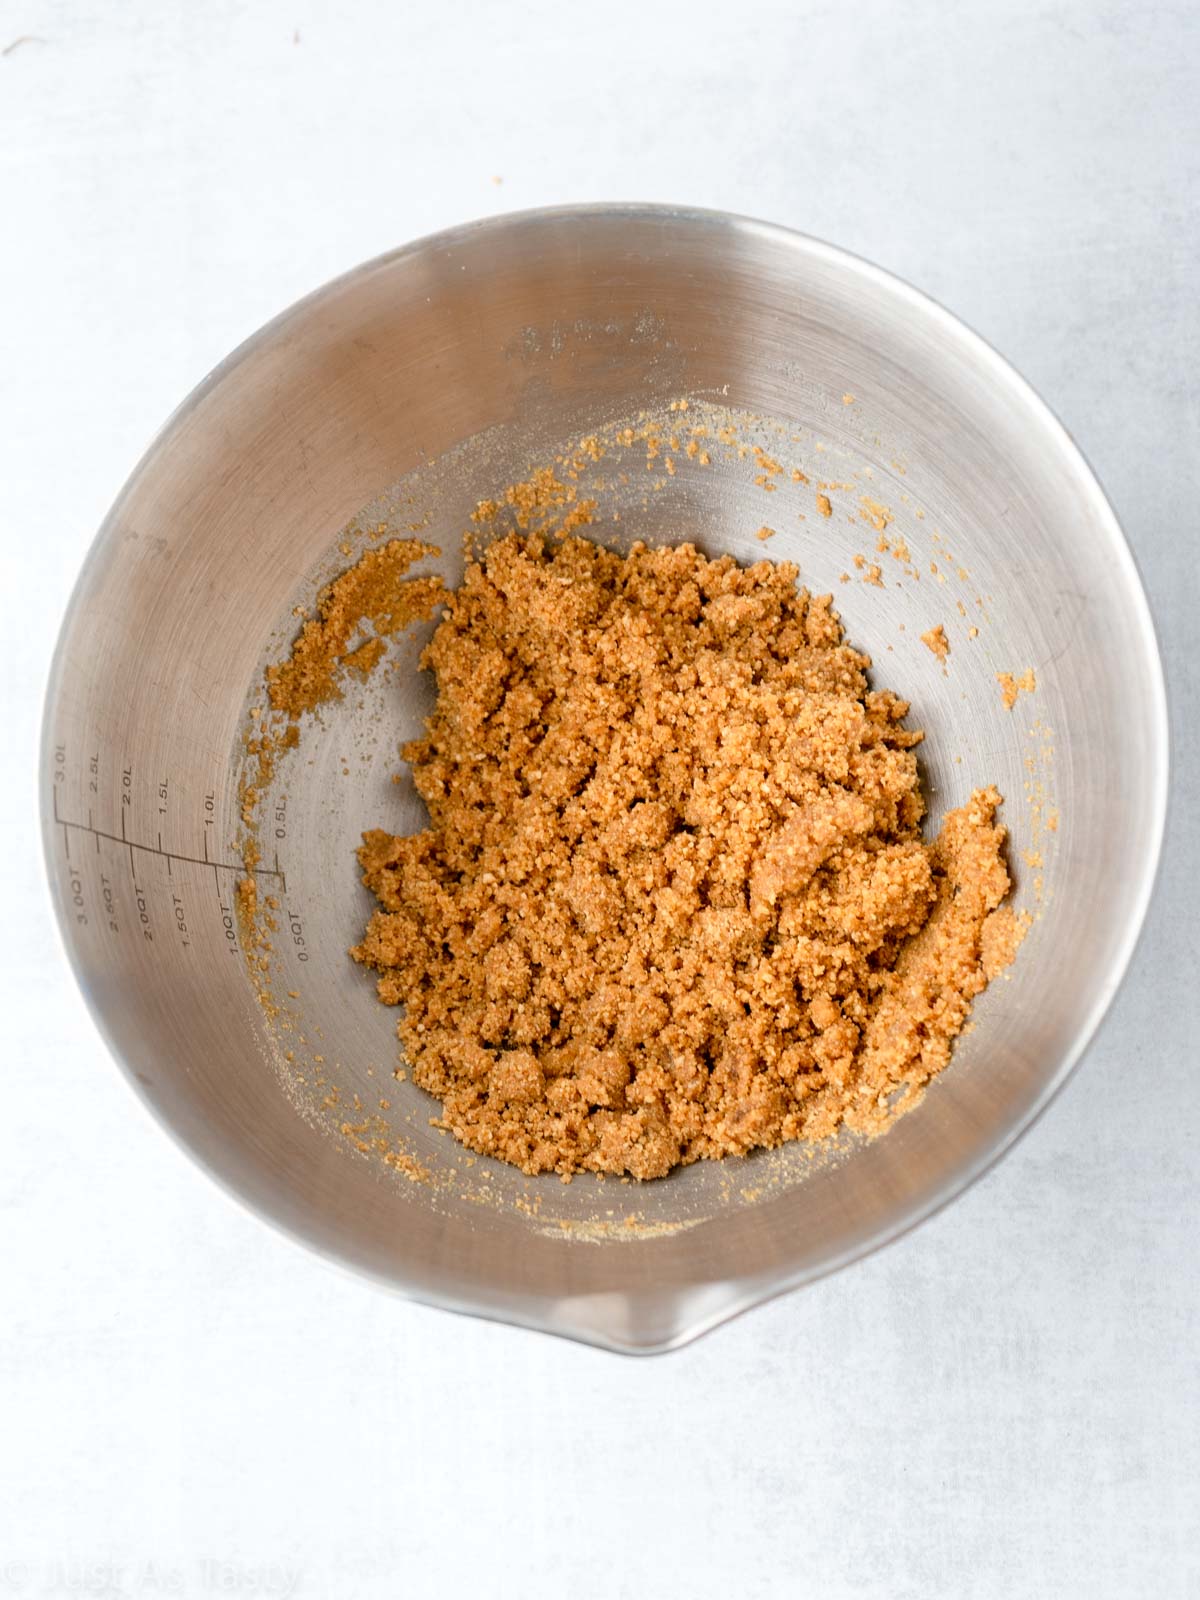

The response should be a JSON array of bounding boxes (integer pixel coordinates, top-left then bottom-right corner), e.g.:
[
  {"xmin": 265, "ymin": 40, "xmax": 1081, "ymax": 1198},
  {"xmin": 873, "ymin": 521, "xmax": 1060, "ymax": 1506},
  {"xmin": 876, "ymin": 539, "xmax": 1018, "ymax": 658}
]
[{"xmin": 40, "ymin": 205, "xmax": 1167, "ymax": 1352}]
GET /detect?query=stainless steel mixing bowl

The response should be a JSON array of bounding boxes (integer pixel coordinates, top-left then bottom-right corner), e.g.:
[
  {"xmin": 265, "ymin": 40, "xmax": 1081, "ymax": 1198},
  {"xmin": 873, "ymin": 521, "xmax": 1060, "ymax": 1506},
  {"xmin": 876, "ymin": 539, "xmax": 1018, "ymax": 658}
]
[{"xmin": 41, "ymin": 205, "xmax": 1167, "ymax": 1352}]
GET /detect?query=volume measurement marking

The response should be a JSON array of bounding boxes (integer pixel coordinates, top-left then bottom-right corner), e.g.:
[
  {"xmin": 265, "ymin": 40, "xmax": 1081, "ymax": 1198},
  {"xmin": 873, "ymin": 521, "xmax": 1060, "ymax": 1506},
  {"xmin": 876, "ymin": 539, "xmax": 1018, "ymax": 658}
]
[{"xmin": 53, "ymin": 784, "xmax": 287, "ymax": 894}]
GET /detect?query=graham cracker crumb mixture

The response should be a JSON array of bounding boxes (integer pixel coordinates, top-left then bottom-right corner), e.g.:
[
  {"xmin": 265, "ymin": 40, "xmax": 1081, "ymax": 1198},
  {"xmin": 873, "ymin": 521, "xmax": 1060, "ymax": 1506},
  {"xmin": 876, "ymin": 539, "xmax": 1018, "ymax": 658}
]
[
  {"xmin": 265, "ymin": 538, "xmax": 446, "ymax": 716},
  {"xmin": 351, "ymin": 504, "xmax": 1023, "ymax": 1180}
]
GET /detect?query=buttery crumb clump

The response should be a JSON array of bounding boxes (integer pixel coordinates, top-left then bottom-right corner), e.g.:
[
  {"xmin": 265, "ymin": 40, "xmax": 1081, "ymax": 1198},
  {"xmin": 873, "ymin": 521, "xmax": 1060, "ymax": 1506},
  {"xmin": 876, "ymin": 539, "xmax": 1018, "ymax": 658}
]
[{"xmin": 350, "ymin": 528, "xmax": 1021, "ymax": 1179}]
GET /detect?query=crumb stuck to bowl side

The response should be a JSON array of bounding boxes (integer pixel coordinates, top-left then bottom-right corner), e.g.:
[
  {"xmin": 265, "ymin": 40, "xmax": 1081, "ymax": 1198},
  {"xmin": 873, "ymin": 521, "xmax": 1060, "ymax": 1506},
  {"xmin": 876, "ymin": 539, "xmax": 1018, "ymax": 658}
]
[
  {"xmin": 997, "ymin": 667, "xmax": 1037, "ymax": 711},
  {"xmin": 921, "ymin": 624, "xmax": 950, "ymax": 661},
  {"xmin": 265, "ymin": 538, "xmax": 447, "ymax": 716},
  {"xmin": 341, "ymin": 470, "xmax": 1025, "ymax": 1182}
]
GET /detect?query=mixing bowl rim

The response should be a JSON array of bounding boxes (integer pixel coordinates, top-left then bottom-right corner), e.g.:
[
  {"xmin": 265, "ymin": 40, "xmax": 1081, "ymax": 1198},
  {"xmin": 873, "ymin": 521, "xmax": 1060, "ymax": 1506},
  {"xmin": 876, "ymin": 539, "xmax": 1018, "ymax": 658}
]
[{"xmin": 39, "ymin": 202, "xmax": 1171, "ymax": 1353}]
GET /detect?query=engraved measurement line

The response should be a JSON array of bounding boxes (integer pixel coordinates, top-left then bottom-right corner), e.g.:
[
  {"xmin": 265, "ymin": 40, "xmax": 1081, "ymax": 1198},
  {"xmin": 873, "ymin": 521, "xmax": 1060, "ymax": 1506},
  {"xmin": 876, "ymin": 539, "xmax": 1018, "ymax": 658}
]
[{"xmin": 52, "ymin": 787, "xmax": 286, "ymax": 889}]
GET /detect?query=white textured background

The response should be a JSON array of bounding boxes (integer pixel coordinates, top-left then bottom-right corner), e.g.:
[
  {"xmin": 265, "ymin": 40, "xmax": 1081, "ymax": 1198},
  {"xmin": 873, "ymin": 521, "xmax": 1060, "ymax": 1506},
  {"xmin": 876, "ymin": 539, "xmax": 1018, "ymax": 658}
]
[{"xmin": 2, "ymin": 3, "xmax": 1198, "ymax": 1596}]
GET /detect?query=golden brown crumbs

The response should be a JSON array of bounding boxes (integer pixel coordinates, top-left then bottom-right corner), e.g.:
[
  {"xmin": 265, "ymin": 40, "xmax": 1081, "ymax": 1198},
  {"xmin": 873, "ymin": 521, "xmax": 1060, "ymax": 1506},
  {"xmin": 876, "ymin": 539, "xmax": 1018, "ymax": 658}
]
[
  {"xmin": 980, "ymin": 907, "xmax": 1030, "ymax": 979},
  {"xmin": 473, "ymin": 465, "xmax": 598, "ymax": 537},
  {"xmin": 384, "ymin": 1147, "xmax": 431, "ymax": 1182},
  {"xmin": 997, "ymin": 668, "xmax": 1037, "ymax": 711},
  {"xmin": 757, "ymin": 526, "xmax": 777, "ymax": 541},
  {"xmin": 816, "ymin": 494, "xmax": 833, "ymax": 517},
  {"xmin": 351, "ymin": 529, "xmax": 1021, "ymax": 1180},
  {"xmin": 265, "ymin": 539, "xmax": 446, "ymax": 716},
  {"xmin": 921, "ymin": 625, "xmax": 950, "ymax": 661},
  {"xmin": 860, "ymin": 497, "xmax": 892, "ymax": 532},
  {"xmin": 864, "ymin": 564, "xmax": 884, "ymax": 588}
]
